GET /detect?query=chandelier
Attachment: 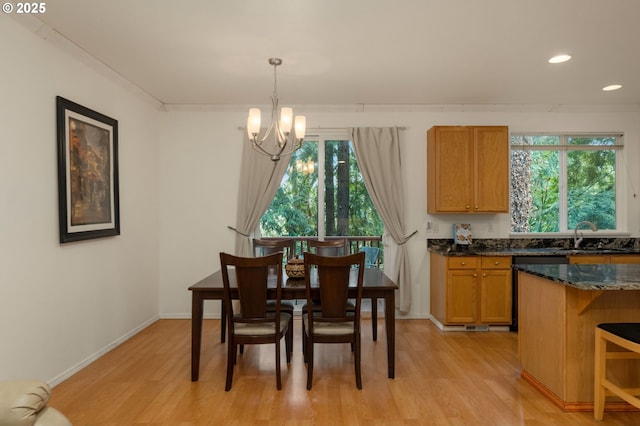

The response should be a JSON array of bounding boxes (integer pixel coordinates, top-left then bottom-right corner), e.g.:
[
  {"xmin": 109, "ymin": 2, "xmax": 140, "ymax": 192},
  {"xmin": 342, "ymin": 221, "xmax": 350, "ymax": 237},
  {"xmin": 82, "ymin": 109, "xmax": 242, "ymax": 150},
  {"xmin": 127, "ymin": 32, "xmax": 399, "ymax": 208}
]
[{"xmin": 246, "ymin": 58, "xmax": 306, "ymax": 162}]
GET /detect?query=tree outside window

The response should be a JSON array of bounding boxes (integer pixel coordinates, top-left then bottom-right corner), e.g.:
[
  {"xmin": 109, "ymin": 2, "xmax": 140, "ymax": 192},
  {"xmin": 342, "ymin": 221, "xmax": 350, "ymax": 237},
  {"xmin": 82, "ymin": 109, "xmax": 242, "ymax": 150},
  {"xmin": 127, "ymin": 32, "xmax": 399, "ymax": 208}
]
[
  {"xmin": 510, "ymin": 135, "xmax": 619, "ymax": 233},
  {"xmin": 260, "ymin": 139, "xmax": 383, "ymax": 238}
]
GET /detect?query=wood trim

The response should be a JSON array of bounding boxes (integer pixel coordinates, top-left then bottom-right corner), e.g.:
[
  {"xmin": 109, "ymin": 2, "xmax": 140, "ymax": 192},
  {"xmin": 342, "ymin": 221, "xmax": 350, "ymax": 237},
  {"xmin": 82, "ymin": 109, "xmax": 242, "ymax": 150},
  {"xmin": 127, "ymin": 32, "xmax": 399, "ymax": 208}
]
[{"xmin": 522, "ymin": 370, "xmax": 640, "ymax": 413}]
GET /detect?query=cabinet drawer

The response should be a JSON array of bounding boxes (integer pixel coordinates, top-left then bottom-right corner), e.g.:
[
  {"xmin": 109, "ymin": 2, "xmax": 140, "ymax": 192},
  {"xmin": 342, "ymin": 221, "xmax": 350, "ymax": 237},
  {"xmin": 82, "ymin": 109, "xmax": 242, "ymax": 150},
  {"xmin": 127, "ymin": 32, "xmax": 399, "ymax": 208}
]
[
  {"xmin": 447, "ymin": 257, "xmax": 478, "ymax": 269},
  {"xmin": 481, "ymin": 256, "xmax": 511, "ymax": 269}
]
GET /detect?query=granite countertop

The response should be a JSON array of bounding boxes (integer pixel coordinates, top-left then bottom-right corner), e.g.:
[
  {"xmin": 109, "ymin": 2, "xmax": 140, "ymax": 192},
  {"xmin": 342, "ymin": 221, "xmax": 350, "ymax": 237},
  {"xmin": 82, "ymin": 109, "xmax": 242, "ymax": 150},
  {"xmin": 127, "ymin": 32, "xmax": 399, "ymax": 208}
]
[
  {"xmin": 428, "ymin": 246, "xmax": 639, "ymax": 257},
  {"xmin": 513, "ymin": 263, "xmax": 640, "ymax": 290}
]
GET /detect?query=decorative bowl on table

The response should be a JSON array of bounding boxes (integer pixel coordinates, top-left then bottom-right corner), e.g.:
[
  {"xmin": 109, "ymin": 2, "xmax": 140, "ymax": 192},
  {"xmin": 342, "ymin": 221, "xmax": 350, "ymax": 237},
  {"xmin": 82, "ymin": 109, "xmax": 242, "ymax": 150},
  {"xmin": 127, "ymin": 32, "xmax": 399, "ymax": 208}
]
[{"xmin": 285, "ymin": 256, "xmax": 305, "ymax": 279}]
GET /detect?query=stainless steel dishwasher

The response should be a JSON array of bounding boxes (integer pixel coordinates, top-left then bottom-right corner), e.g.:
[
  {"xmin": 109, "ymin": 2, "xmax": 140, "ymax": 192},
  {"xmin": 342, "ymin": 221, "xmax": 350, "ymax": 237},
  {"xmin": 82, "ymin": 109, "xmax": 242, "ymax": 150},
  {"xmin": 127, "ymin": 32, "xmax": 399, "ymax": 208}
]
[{"xmin": 511, "ymin": 255, "xmax": 569, "ymax": 331}]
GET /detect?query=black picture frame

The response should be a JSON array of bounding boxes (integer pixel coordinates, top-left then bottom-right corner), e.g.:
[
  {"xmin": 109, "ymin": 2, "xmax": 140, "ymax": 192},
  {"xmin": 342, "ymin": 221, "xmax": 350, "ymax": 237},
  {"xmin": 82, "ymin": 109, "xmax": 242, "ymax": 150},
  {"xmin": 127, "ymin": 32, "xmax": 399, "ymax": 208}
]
[{"xmin": 56, "ymin": 96, "xmax": 120, "ymax": 243}]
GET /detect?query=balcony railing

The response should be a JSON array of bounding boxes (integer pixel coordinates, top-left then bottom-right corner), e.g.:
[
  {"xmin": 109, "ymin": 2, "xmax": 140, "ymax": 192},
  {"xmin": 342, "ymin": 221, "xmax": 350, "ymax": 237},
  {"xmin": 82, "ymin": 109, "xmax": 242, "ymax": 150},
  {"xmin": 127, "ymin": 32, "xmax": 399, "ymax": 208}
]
[{"xmin": 261, "ymin": 235, "xmax": 383, "ymax": 267}]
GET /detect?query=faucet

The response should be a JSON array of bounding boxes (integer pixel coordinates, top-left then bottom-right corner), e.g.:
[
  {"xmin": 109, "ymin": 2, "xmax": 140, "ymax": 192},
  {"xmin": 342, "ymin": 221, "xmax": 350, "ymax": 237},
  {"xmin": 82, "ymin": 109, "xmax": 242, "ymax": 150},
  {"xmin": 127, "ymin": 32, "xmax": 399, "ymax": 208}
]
[{"xmin": 574, "ymin": 221, "xmax": 598, "ymax": 248}]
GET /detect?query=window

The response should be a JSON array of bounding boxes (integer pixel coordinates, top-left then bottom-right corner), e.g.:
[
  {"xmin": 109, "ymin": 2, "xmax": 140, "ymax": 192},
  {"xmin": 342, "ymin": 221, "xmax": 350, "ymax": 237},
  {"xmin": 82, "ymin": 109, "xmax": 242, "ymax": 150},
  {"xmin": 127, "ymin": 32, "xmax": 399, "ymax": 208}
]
[
  {"xmin": 510, "ymin": 134, "xmax": 621, "ymax": 233},
  {"xmin": 260, "ymin": 137, "xmax": 383, "ymax": 238}
]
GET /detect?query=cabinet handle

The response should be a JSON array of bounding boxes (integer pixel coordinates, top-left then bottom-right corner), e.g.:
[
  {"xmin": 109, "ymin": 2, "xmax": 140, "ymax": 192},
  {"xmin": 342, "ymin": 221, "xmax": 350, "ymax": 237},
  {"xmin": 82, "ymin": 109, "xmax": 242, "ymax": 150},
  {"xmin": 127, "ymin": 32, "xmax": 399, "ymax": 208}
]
[
  {"xmin": 460, "ymin": 261, "xmax": 466, "ymax": 265},
  {"xmin": 483, "ymin": 273, "xmax": 487, "ymax": 277},
  {"xmin": 473, "ymin": 273, "xmax": 477, "ymax": 277},
  {"xmin": 475, "ymin": 206, "xmax": 479, "ymax": 210},
  {"xmin": 465, "ymin": 205, "xmax": 470, "ymax": 210},
  {"xmin": 494, "ymin": 261, "xmax": 500, "ymax": 265}
]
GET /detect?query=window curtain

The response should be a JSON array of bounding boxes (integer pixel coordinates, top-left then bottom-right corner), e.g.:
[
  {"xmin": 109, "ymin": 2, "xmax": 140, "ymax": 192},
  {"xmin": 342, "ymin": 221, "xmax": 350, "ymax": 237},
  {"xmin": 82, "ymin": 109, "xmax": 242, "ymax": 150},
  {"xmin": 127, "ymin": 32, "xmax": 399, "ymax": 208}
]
[
  {"xmin": 350, "ymin": 127, "xmax": 415, "ymax": 314},
  {"xmin": 231, "ymin": 134, "xmax": 291, "ymax": 256}
]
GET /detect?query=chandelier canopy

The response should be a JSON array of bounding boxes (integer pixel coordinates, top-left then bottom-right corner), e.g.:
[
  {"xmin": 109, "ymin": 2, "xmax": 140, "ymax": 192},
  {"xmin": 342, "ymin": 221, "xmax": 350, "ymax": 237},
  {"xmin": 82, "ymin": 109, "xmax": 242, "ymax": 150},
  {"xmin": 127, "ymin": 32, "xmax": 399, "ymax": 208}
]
[{"xmin": 246, "ymin": 58, "xmax": 306, "ymax": 162}]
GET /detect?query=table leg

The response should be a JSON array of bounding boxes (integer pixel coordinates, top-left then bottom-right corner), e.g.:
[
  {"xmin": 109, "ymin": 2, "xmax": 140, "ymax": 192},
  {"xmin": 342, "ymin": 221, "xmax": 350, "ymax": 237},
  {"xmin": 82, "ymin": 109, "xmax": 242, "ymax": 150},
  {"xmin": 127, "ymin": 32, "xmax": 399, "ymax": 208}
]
[
  {"xmin": 371, "ymin": 297, "xmax": 378, "ymax": 341},
  {"xmin": 384, "ymin": 291, "xmax": 395, "ymax": 378},
  {"xmin": 191, "ymin": 294, "xmax": 204, "ymax": 381}
]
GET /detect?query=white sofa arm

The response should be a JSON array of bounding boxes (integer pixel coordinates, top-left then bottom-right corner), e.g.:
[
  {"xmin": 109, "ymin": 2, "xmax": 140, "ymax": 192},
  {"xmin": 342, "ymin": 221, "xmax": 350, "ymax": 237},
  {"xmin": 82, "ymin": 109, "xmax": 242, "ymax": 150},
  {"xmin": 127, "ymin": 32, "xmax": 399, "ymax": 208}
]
[{"xmin": 0, "ymin": 381, "xmax": 72, "ymax": 426}]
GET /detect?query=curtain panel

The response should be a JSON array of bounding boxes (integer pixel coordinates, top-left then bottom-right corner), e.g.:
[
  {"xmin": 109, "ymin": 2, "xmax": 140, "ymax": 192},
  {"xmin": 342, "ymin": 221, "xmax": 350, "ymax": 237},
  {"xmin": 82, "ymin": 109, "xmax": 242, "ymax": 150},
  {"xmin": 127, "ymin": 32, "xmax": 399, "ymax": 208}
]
[
  {"xmin": 232, "ymin": 135, "xmax": 290, "ymax": 256},
  {"xmin": 350, "ymin": 127, "xmax": 413, "ymax": 314}
]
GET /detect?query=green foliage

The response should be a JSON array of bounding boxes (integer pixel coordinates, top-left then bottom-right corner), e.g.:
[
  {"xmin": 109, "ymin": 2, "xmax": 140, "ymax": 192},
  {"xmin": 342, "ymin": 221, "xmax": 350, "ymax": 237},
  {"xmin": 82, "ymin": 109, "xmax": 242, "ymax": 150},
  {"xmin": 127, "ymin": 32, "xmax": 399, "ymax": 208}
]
[
  {"xmin": 260, "ymin": 140, "xmax": 383, "ymax": 237},
  {"xmin": 510, "ymin": 135, "xmax": 617, "ymax": 233},
  {"xmin": 567, "ymin": 147, "xmax": 616, "ymax": 229},
  {"xmin": 529, "ymin": 150, "xmax": 559, "ymax": 232}
]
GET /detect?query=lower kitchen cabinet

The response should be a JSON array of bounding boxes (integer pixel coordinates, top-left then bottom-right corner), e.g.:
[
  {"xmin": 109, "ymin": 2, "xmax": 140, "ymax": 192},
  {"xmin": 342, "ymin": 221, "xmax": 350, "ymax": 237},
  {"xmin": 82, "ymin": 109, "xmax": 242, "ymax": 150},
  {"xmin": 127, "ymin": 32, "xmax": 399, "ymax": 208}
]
[
  {"xmin": 569, "ymin": 254, "xmax": 640, "ymax": 264},
  {"xmin": 430, "ymin": 253, "xmax": 512, "ymax": 327}
]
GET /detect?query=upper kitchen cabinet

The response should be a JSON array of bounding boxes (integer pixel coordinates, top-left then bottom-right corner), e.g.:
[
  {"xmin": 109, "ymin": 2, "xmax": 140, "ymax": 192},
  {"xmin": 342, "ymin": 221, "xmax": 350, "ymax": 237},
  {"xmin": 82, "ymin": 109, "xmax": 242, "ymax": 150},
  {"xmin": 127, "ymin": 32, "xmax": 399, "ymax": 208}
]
[{"xmin": 427, "ymin": 126, "xmax": 509, "ymax": 214}]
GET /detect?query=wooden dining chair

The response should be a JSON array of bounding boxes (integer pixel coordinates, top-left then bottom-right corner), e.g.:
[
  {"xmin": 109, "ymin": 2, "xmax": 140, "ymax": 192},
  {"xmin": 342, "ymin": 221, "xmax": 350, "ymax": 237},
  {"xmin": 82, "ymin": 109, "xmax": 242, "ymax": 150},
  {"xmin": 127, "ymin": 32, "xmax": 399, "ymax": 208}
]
[
  {"xmin": 219, "ymin": 252, "xmax": 293, "ymax": 391},
  {"xmin": 219, "ymin": 238, "xmax": 296, "ymax": 344},
  {"xmin": 305, "ymin": 239, "xmax": 379, "ymax": 342},
  {"xmin": 594, "ymin": 323, "xmax": 640, "ymax": 420},
  {"xmin": 301, "ymin": 239, "xmax": 349, "ymax": 341},
  {"xmin": 302, "ymin": 251, "xmax": 365, "ymax": 390}
]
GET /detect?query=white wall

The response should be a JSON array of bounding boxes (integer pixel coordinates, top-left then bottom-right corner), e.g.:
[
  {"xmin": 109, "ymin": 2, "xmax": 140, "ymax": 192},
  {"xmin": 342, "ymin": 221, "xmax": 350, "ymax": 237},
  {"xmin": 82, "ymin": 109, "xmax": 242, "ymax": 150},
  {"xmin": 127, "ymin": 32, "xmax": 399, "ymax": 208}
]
[
  {"xmin": 0, "ymin": 16, "xmax": 161, "ymax": 384},
  {"xmin": 156, "ymin": 111, "xmax": 241, "ymax": 317},
  {"xmin": 156, "ymin": 108, "xmax": 640, "ymax": 321},
  {"xmin": 3, "ymin": 12, "xmax": 640, "ymax": 387}
]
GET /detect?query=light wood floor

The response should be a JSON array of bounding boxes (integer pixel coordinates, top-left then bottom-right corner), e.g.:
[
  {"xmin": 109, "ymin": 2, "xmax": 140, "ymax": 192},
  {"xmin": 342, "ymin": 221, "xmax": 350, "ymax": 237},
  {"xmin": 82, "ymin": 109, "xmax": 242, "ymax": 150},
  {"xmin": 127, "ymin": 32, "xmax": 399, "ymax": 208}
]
[{"xmin": 49, "ymin": 319, "xmax": 640, "ymax": 425}]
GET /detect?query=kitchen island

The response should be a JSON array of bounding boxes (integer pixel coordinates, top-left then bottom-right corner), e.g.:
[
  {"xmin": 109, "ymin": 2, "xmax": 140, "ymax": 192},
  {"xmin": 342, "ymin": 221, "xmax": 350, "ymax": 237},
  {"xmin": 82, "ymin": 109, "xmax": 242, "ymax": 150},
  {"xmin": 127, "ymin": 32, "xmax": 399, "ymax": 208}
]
[{"xmin": 515, "ymin": 263, "xmax": 640, "ymax": 412}]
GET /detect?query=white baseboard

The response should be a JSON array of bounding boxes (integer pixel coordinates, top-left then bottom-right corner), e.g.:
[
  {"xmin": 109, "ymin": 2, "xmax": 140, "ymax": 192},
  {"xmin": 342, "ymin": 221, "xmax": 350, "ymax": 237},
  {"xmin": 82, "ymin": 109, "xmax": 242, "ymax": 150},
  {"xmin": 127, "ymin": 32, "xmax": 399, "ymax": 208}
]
[
  {"xmin": 48, "ymin": 315, "xmax": 159, "ymax": 388},
  {"xmin": 429, "ymin": 317, "xmax": 510, "ymax": 332}
]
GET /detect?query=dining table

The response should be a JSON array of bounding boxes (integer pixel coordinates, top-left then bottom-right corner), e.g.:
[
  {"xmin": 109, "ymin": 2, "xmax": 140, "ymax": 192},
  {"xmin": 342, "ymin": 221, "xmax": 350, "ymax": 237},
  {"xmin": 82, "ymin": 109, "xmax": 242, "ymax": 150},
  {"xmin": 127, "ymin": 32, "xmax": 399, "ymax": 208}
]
[{"xmin": 188, "ymin": 267, "xmax": 398, "ymax": 381}]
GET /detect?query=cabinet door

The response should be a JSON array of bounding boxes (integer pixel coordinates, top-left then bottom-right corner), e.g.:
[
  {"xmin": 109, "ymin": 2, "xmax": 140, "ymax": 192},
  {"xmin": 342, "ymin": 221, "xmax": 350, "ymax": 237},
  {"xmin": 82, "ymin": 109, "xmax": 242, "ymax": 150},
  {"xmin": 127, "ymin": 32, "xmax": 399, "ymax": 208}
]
[
  {"xmin": 480, "ymin": 269, "xmax": 512, "ymax": 324},
  {"xmin": 473, "ymin": 126, "xmax": 509, "ymax": 212},
  {"xmin": 427, "ymin": 127, "xmax": 472, "ymax": 213},
  {"xmin": 446, "ymin": 270, "xmax": 476, "ymax": 323},
  {"xmin": 610, "ymin": 255, "xmax": 640, "ymax": 264}
]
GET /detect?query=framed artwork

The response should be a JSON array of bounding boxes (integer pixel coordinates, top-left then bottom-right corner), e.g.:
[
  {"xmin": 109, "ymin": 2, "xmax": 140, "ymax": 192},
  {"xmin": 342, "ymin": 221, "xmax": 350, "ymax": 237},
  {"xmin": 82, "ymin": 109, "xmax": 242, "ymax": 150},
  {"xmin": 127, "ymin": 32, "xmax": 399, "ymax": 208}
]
[{"xmin": 56, "ymin": 96, "xmax": 120, "ymax": 243}]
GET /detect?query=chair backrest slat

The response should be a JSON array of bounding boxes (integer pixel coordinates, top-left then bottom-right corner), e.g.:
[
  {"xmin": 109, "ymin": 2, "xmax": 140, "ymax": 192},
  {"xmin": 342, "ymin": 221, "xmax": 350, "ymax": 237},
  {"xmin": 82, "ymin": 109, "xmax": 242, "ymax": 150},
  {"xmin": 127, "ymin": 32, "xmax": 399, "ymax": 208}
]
[
  {"xmin": 307, "ymin": 239, "xmax": 348, "ymax": 256},
  {"xmin": 253, "ymin": 238, "xmax": 295, "ymax": 260},
  {"xmin": 235, "ymin": 265, "xmax": 269, "ymax": 318},
  {"xmin": 317, "ymin": 266, "xmax": 353, "ymax": 318}
]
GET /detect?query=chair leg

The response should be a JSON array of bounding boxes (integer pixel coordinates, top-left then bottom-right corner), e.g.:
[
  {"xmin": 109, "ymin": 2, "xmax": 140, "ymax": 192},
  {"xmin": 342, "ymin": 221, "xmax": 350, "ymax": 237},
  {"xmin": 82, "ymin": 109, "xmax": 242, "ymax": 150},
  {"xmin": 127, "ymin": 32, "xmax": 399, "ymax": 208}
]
[
  {"xmin": 225, "ymin": 340, "xmax": 235, "ymax": 391},
  {"xmin": 220, "ymin": 301, "xmax": 226, "ymax": 343},
  {"xmin": 594, "ymin": 328, "xmax": 607, "ymax": 420},
  {"xmin": 275, "ymin": 336, "xmax": 282, "ymax": 390},
  {"xmin": 285, "ymin": 318, "xmax": 293, "ymax": 364},
  {"xmin": 306, "ymin": 337, "xmax": 314, "ymax": 390},
  {"xmin": 371, "ymin": 297, "xmax": 378, "ymax": 341},
  {"xmin": 355, "ymin": 334, "xmax": 362, "ymax": 389},
  {"xmin": 302, "ymin": 318, "xmax": 307, "ymax": 361}
]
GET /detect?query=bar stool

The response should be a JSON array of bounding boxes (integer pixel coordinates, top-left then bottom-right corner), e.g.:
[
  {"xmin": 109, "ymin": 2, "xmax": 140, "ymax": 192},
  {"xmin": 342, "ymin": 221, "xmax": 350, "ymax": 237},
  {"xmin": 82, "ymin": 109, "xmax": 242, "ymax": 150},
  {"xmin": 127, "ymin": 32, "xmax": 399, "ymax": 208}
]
[{"xmin": 594, "ymin": 323, "xmax": 640, "ymax": 420}]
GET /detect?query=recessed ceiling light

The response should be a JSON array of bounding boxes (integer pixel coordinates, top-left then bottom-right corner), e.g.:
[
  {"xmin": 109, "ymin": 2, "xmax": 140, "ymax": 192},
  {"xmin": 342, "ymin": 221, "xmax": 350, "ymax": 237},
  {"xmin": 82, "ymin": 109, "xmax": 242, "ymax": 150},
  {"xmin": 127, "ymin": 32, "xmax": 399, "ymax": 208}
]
[
  {"xmin": 548, "ymin": 54, "xmax": 572, "ymax": 64},
  {"xmin": 602, "ymin": 84, "xmax": 622, "ymax": 91}
]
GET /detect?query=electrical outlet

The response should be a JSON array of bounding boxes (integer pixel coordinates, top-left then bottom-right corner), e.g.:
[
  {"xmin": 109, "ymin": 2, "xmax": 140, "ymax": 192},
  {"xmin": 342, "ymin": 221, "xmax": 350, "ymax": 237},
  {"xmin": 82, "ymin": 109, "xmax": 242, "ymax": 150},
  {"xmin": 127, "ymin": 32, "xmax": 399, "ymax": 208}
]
[{"xmin": 488, "ymin": 223, "xmax": 494, "ymax": 233}]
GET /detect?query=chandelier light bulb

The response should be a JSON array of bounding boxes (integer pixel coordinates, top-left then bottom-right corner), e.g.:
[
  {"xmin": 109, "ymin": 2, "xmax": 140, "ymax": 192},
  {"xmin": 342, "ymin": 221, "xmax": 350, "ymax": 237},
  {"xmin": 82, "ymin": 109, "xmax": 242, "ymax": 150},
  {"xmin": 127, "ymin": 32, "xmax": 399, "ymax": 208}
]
[
  {"xmin": 280, "ymin": 107, "xmax": 293, "ymax": 133},
  {"xmin": 294, "ymin": 116, "xmax": 306, "ymax": 139},
  {"xmin": 247, "ymin": 108, "xmax": 261, "ymax": 137}
]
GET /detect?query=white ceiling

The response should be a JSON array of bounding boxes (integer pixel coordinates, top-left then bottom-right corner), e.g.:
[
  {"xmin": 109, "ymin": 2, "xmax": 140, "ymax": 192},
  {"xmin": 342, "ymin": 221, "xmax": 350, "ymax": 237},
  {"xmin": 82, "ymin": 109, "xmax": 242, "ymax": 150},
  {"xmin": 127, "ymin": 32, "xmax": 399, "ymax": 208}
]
[{"xmin": 29, "ymin": 0, "xmax": 640, "ymax": 107}]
